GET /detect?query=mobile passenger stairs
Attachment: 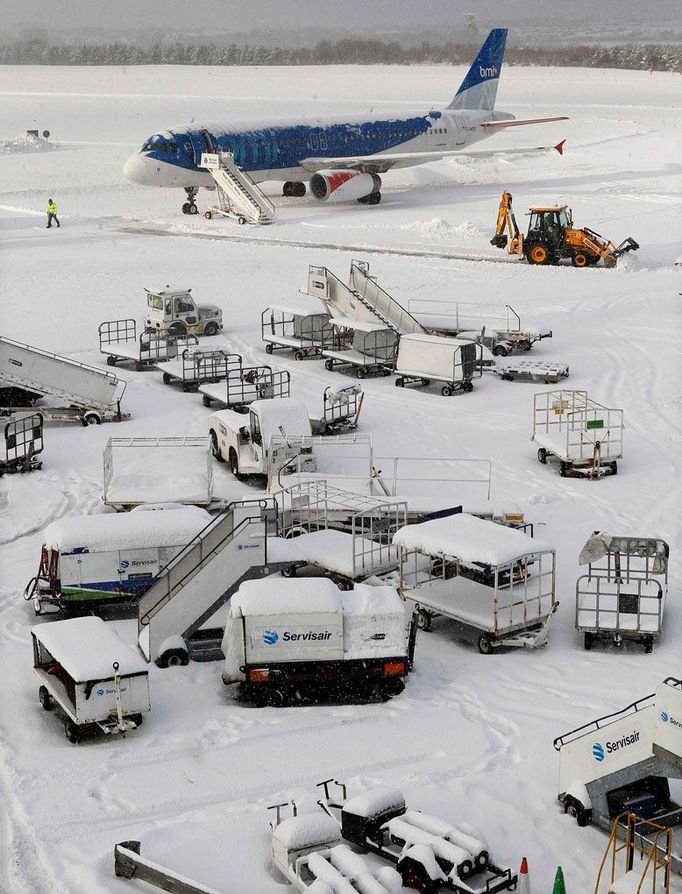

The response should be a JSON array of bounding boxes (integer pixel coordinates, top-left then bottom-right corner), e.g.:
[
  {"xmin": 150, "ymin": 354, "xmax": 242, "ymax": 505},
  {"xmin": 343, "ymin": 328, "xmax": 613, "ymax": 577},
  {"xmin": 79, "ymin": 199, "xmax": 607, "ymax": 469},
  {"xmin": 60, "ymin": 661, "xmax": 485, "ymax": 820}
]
[{"xmin": 200, "ymin": 152, "xmax": 275, "ymax": 225}]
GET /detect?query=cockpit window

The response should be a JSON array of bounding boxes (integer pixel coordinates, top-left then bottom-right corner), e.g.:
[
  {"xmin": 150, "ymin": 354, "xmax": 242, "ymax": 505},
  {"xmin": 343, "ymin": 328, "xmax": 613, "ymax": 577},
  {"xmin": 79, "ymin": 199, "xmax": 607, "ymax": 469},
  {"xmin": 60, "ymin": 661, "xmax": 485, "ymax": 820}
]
[{"xmin": 141, "ymin": 134, "xmax": 176, "ymax": 153}]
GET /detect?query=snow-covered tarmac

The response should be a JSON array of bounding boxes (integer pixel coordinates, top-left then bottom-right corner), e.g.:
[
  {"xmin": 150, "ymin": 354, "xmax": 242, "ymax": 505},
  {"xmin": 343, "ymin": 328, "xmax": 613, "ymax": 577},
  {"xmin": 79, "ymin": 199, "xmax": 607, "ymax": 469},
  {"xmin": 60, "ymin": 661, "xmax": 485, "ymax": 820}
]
[{"xmin": 0, "ymin": 63, "xmax": 680, "ymax": 892}]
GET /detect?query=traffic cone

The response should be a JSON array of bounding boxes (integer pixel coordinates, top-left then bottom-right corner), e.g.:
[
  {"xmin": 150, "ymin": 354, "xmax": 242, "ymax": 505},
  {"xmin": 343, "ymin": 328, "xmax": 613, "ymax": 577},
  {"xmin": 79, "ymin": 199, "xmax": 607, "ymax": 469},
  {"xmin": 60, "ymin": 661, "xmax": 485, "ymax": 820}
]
[
  {"xmin": 518, "ymin": 856, "xmax": 531, "ymax": 893},
  {"xmin": 552, "ymin": 866, "xmax": 566, "ymax": 894}
]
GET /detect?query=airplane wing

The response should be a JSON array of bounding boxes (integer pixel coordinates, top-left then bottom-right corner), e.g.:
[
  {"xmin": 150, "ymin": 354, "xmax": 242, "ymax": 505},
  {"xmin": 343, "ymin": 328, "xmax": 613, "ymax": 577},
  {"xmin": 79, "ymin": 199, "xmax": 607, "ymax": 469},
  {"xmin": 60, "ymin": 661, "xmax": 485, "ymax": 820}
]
[
  {"xmin": 300, "ymin": 140, "xmax": 566, "ymax": 174},
  {"xmin": 481, "ymin": 115, "xmax": 568, "ymax": 129}
]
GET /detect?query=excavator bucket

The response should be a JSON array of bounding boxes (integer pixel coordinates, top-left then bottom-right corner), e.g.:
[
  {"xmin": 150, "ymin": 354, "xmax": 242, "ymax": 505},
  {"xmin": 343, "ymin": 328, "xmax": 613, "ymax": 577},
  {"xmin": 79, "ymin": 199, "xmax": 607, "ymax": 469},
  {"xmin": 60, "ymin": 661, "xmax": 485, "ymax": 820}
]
[
  {"xmin": 490, "ymin": 234, "xmax": 508, "ymax": 248},
  {"xmin": 613, "ymin": 236, "xmax": 640, "ymax": 257}
]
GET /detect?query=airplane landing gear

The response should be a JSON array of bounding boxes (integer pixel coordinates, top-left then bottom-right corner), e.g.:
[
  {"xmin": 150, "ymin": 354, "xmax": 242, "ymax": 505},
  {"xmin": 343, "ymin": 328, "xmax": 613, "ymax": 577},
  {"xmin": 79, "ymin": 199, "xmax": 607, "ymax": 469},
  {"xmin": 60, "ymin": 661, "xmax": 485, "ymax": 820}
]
[
  {"xmin": 182, "ymin": 187, "xmax": 199, "ymax": 215},
  {"xmin": 282, "ymin": 181, "xmax": 306, "ymax": 197}
]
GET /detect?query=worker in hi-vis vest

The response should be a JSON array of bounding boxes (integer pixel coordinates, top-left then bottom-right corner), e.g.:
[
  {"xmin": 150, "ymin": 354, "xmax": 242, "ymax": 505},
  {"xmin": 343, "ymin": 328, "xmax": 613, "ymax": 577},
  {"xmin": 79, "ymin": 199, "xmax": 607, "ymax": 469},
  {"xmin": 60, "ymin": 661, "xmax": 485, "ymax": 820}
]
[{"xmin": 46, "ymin": 198, "xmax": 60, "ymax": 229}]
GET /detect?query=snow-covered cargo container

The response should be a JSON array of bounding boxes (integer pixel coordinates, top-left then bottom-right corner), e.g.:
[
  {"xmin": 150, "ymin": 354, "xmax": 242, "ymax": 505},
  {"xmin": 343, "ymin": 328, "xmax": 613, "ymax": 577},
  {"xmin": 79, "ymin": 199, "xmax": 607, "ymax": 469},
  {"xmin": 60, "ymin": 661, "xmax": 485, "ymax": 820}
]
[
  {"xmin": 321, "ymin": 318, "xmax": 398, "ymax": 379},
  {"xmin": 222, "ymin": 578, "xmax": 415, "ymax": 705},
  {"xmin": 32, "ymin": 616, "xmax": 150, "ymax": 743},
  {"xmin": 25, "ymin": 505, "xmax": 212, "ymax": 615},
  {"xmin": 395, "ymin": 334, "xmax": 482, "ymax": 396},
  {"xmin": 261, "ymin": 303, "xmax": 334, "ymax": 359}
]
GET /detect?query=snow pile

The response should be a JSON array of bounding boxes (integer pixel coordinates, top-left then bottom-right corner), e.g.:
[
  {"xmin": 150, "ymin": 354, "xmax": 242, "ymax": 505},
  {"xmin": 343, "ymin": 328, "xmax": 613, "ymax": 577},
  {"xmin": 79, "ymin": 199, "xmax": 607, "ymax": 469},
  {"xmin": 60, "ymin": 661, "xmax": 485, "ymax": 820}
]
[
  {"xmin": 0, "ymin": 133, "xmax": 57, "ymax": 155},
  {"xmin": 288, "ymin": 529, "xmax": 397, "ymax": 578},
  {"xmin": 343, "ymin": 788, "xmax": 405, "ymax": 819},
  {"xmin": 105, "ymin": 444, "xmax": 212, "ymax": 506},
  {"xmin": 272, "ymin": 813, "xmax": 340, "ymax": 850},
  {"xmin": 397, "ymin": 218, "xmax": 484, "ymax": 241},
  {"xmin": 231, "ymin": 577, "xmax": 343, "ymax": 617},
  {"xmin": 255, "ymin": 397, "xmax": 312, "ymax": 443}
]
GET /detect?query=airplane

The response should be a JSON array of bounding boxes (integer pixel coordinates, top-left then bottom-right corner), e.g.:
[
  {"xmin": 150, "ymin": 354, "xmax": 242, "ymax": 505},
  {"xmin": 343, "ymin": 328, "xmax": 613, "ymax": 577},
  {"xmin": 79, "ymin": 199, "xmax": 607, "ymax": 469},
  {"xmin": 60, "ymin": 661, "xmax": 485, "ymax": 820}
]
[{"xmin": 123, "ymin": 28, "xmax": 567, "ymax": 214}]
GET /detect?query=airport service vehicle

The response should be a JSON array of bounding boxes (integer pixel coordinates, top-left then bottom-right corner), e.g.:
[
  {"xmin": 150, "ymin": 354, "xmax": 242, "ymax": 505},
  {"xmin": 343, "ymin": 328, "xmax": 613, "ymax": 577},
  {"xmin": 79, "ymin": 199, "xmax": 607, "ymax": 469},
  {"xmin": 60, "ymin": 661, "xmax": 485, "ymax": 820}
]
[
  {"xmin": 144, "ymin": 287, "xmax": 223, "ymax": 337},
  {"xmin": 98, "ymin": 318, "xmax": 198, "ymax": 369},
  {"xmin": 316, "ymin": 781, "xmax": 517, "ymax": 893},
  {"xmin": 208, "ymin": 397, "xmax": 315, "ymax": 480},
  {"xmin": 221, "ymin": 578, "xmax": 415, "ymax": 705},
  {"xmin": 553, "ymin": 677, "xmax": 682, "ymax": 875},
  {"xmin": 0, "ymin": 335, "xmax": 127, "ymax": 426},
  {"xmin": 495, "ymin": 360, "xmax": 569, "ymax": 384},
  {"xmin": 491, "ymin": 191, "xmax": 639, "ymax": 267},
  {"xmin": 156, "ymin": 348, "xmax": 241, "ymax": 392},
  {"xmin": 261, "ymin": 304, "xmax": 334, "ymax": 359},
  {"xmin": 0, "ymin": 413, "xmax": 43, "ymax": 476},
  {"xmin": 394, "ymin": 512, "xmax": 557, "ymax": 653},
  {"xmin": 32, "ymin": 616, "xmax": 150, "ymax": 743},
  {"xmin": 532, "ymin": 390, "xmax": 623, "ymax": 478},
  {"xmin": 200, "ymin": 366, "xmax": 290, "ymax": 410},
  {"xmin": 124, "ymin": 29, "xmax": 567, "ymax": 213},
  {"xmin": 395, "ymin": 334, "xmax": 482, "ymax": 396},
  {"xmin": 322, "ymin": 318, "xmax": 399, "ymax": 378},
  {"xmin": 576, "ymin": 533, "xmax": 669, "ymax": 653},
  {"xmin": 24, "ymin": 505, "xmax": 212, "ymax": 615}
]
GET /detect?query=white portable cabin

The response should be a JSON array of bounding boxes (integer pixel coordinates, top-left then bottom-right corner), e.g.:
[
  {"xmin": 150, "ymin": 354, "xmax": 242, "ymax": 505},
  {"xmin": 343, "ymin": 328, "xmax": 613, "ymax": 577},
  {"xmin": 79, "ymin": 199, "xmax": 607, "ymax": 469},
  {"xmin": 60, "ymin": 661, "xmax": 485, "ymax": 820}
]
[
  {"xmin": 261, "ymin": 302, "xmax": 334, "ymax": 359},
  {"xmin": 27, "ymin": 506, "xmax": 212, "ymax": 615},
  {"xmin": 32, "ymin": 616, "xmax": 150, "ymax": 742},
  {"xmin": 575, "ymin": 533, "xmax": 669, "ymax": 652},
  {"xmin": 394, "ymin": 513, "xmax": 557, "ymax": 653},
  {"xmin": 533, "ymin": 389, "xmax": 623, "ymax": 477},
  {"xmin": 321, "ymin": 317, "xmax": 398, "ymax": 378},
  {"xmin": 222, "ymin": 578, "xmax": 413, "ymax": 703},
  {"xmin": 395, "ymin": 333, "xmax": 482, "ymax": 396}
]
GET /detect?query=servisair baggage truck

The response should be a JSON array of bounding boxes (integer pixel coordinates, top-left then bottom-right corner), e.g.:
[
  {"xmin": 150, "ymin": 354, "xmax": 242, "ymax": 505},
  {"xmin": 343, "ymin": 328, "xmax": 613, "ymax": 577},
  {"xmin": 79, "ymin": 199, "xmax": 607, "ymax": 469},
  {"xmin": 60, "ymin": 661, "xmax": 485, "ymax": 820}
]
[
  {"xmin": 25, "ymin": 505, "xmax": 211, "ymax": 615},
  {"xmin": 221, "ymin": 578, "xmax": 416, "ymax": 706}
]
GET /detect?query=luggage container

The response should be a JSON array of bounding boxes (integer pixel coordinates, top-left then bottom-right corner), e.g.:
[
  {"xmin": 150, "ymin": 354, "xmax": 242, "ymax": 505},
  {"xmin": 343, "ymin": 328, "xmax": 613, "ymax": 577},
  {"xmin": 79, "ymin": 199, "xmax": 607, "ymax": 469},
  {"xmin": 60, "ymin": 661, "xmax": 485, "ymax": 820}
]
[
  {"xmin": 394, "ymin": 512, "xmax": 557, "ymax": 653},
  {"xmin": 200, "ymin": 366, "xmax": 290, "ymax": 409},
  {"xmin": 532, "ymin": 389, "xmax": 623, "ymax": 478},
  {"xmin": 576, "ymin": 532, "xmax": 669, "ymax": 653},
  {"xmin": 261, "ymin": 304, "xmax": 334, "ymax": 359},
  {"xmin": 32, "ymin": 616, "xmax": 150, "ymax": 743},
  {"xmin": 0, "ymin": 413, "xmax": 43, "ymax": 476},
  {"xmin": 98, "ymin": 318, "xmax": 198, "ymax": 370},
  {"xmin": 156, "ymin": 348, "xmax": 242, "ymax": 392},
  {"xmin": 394, "ymin": 334, "xmax": 482, "ymax": 396},
  {"xmin": 24, "ymin": 505, "xmax": 212, "ymax": 615},
  {"xmin": 321, "ymin": 318, "xmax": 398, "ymax": 379}
]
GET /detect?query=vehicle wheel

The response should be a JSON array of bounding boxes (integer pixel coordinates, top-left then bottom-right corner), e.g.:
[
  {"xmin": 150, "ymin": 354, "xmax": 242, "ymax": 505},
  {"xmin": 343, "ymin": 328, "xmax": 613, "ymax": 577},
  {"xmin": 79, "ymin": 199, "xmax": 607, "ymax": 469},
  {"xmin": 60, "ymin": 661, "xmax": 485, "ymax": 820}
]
[
  {"xmin": 64, "ymin": 719, "xmax": 81, "ymax": 744},
  {"xmin": 39, "ymin": 685, "xmax": 53, "ymax": 711},
  {"xmin": 203, "ymin": 394, "xmax": 212, "ymax": 408},
  {"xmin": 645, "ymin": 637, "xmax": 654, "ymax": 654},
  {"xmin": 162, "ymin": 373, "xmax": 173, "ymax": 385},
  {"xmin": 356, "ymin": 367, "xmax": 366, "ymax": 379},
  {"xmin": 130, "ymin": 713, "xmax": 144, "ymax": 726},
  {"xmin": 188, "ymin": 203, "xmax": 198, "ymax": 215},
  {"xmin": 463, "ymin": 380, "xmax": 474, "ymax": 393},
  {"xmin": 520, "ymin": 340, "xmax": 532, "ymax": 352},
  {"xmin": 294, "ymin": 350, "xmax": 305, "ymax": 361},
  {"xmin": 182, "ymin": 202, "xmax": 191, "ymax": 215},
  {"xmin": 106, "ymin": 355, "xmax": 117, "ymax": 366},
  {"xmin": 457, "ymin": 859, "xmax": 475, "ymax": 880},
  {"xmin": 210, "ymin": 431, "xmax": 223, "ymax": 462},
  {"xmin": 282, "ymin": 181, "xmax": 293, "ymax": 197},
  {"xmin": 415, "ymin": 608, "xmax": 432, "ymax": 631},
  {"xmin": 477, "ymin": 634, "xmax": 494, "ymax": 655},
  {"xmin": 382, "ymin": 368, "xmax": 391, "ymax": 376},
  {"xmin": 204, "ymin": 211, "xmax": 212, "ymax": 220},
  {"xmin": 229, "ymin": 448, "xmax": 244, "ymax": 480},
  {"xmin": 565, "ymin": 798, "xmax": 590, "ymax": 827},
  {"xmin": 268, "ymin": 688, "xmax": 289, "ymax": 708},
  {"xmin": 610, "ymin": 461, "xmax": 618, "ymax": 476},
  {"xmin": 135, "ymin": 362, "xmax": 145, "ymax": 371},
  {"xmin": 559, "ymin": 461, "xmax": 570, "ymax": 477},
  {"xmin": 265, "ymin": 343, "xmax": 273, "ymax": 354},
  {"xmin": 395, "ymin": 377, "xmax": 405, "ymax": 388},
  {"xmin": 168, "ymin": 322, "xmax": 187, "ymax": 337},
  {"xmin": 238, "ymin": 216, "xmax": 246, "ymax": 225},
  {"xmin": 420, "ymin": 378, "xmax": 431, "ymax": 387},
  {"xmin": 526, "ymin": 244, "xmax": 551, "ymax": 265},
  {"xmin": 493, "ymin": 345, "xmax": 508, "ymax": 357},
  {"xmin": 441, "ymin": 384, "xmax": 453, "ymax": 396},
  {"xmin": 204, "ymin": 321, "xmax": 219, "ymax": 336},
  {"xmin": 380, "ymin": 678, "xmax": 405, "ymax": 699},
  {"xmin": 324, "ymin": 358, "xmax": 334, "ymax": 371},
  {"xmin": 156, "ymin": 648, "xmax": 189, "ymax": 668},
  {"xmin": 281, "ymin": 565, "xmax": 297, "ymax": 578},
  {"xmin": 572, "ymin": 252, "xmax": 590, "ymax": 268},
  {"xmin": 81, "ymin": 411, "xmax": 101, "ymax": 426},
  {"xmin": 537, "ymin": 447, "xmax": 548, "ymax": 464},
  {"xmin": 584, "ymin": 631, "xmax": 593, "ymax": 650}
]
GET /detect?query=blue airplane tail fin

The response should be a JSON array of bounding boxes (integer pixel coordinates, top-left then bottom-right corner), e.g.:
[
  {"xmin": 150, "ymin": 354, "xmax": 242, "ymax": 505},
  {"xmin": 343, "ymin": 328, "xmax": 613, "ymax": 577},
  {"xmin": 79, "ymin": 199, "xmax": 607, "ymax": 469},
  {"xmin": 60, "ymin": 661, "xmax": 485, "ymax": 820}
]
[{"xmin": 447, "ymin": 28, "xmax": 508, "ymax": 111}]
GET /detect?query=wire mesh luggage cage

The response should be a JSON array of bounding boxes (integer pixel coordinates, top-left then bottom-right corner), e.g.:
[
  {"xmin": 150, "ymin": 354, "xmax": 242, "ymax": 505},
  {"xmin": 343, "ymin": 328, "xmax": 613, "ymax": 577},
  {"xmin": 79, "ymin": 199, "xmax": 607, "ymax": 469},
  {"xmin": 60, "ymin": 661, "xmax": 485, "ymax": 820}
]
[
  {"xmin": 98, "ymin": 319, "xmax": 198, "ymax": 369},
  {"xmin": 313, "ymin": 386, "xmax": 365, "ymax": 434},
  {"xmin": 200, "ymin": 366, "xmax": 291, "ymax": 409},
  {"xmin": 321, "ymin": 318, "xmax": 399, "ymax": 378},
  {"xmin": 158, "ymin": 349, "xmax": 242, "ymax": 392},
  {"xmin": 576, "ymin": 533, "xmax": 669, "ymax": 652},
  {"xmin": 261, "ymin": 305, "xmax": 334, "ymax": 359},
  {"xmin": 1, "ymin": 413, "xmax": 43, "ymax": 475},
  {"xmin": 533, "ymin": 390, "xmax": 623, "ymax": 478}
]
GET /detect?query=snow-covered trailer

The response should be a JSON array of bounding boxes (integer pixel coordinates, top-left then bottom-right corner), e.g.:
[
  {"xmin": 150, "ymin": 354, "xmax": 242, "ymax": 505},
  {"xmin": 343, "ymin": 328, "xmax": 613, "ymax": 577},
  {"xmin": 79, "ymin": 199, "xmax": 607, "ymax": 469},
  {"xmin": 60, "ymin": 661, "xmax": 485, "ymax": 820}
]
[
  {"xmin": 156, "ymin": 348, "xmax": 242, "ymax": 392},
  {"xmin": 533, "ymin": 389, "xmax": 623, "ymax": 478},
  {"xmin": 25, "ymin": 505, "xmax": 212, "ymax": 615},
  {"xmin": 575, "ymin": 533, "xmax": 669, "ymax": 653},
  {"xmin": 221, "ymin": 578, "xmax": 415, "ymax": 705},
  {"xmin": 394, "ymin": 513, "xmax": 557, "ymax": 653},
  {"xmin": 0, "ymin": 412, "xmax": 43, "ymax": 475},
  {"xmin": 98, "ymin": 318, "xmax": 198, "ymax": 369},
  {"xmin": 321, "ymin": 318, "xmax": 398, "ymax": 379},
  {"xmin": 394, "ymin": 334, "xmax": 482, "ymax": 396},
  {"xmin": 261, "ymin": 304, "xmax": 334, "ymax": 359},
  {"xmin": 32, "ymin": 616, "xmax": 150, "ymax": 743},
  {"xmin": 495, "ymin": 360, "xmax": 569, "ymax": 384},
  {"xmin": 200, "ymin": 366, "xmax": 291, "ymax": 409},
  {"xmin": 103, "ymin": 437, "xmax": 214, "ymax": 509}
]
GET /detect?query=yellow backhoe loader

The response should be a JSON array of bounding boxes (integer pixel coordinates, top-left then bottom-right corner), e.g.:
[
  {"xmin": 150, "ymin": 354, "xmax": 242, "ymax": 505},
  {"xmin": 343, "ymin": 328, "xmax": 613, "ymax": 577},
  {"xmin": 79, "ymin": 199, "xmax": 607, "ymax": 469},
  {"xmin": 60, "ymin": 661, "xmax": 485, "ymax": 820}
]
[{"xmin": 491, "ymin": 191, "xmax": 639, "ymax": 267}]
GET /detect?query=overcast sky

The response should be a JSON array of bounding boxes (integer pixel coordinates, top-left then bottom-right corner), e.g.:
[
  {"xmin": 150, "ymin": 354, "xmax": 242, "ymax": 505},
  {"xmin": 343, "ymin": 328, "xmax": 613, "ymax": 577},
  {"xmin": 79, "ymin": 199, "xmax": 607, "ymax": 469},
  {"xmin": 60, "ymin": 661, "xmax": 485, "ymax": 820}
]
[{"xmin": 4, "ymin": 0, "xmax": 681, "ymax": 34}]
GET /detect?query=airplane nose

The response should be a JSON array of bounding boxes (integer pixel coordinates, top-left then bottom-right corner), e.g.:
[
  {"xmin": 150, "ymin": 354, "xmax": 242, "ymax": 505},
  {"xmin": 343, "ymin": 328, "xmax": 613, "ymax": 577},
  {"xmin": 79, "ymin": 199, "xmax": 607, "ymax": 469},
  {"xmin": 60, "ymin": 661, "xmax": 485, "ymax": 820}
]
[{"xmin": 123, "ymin": 153, "xmax": 153, "ymax": 184}]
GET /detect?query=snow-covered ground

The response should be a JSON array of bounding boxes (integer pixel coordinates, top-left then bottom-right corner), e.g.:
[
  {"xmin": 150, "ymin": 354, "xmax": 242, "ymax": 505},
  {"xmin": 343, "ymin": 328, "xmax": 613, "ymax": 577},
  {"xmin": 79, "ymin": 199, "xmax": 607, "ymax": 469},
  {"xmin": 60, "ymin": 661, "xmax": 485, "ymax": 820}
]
[{"xmin": 0, "ymin": 63, "xmax": 680, "ymax": 893}]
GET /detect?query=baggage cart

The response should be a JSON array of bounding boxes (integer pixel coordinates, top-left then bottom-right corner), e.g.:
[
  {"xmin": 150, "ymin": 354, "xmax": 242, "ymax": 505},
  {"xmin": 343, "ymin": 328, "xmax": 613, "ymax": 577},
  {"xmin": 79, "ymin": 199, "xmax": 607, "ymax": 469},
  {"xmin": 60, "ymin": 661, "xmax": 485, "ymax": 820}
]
[
  {"xmin": 394, "ymin": 334, "xmax": 482, "ymax": 396},
  {"xmin": 156, "ymin": 348, "xmax": 241, "ymax": 392},
  {"xmin": 533, "ymin": 389, "xmax": 623, "ymax": 478},
  {"xmin": 394, "ymin": 512, "xmax": 557, "ymax": 653},
  {"xmin": 496, "ymin": 360, "xmax": 569, "ymax": 383},
  {"xmin": 321, "ymin": 318, "xmax": 398, "ymax": 379},
  {"xmin": 261, "ymin": 304, "xmax": 333, "ymax": 359},
  {"xmin": 200, "ymin": 366, "xmax": 290, "ymax": 410},
  {"xmin": 310, "ymin": 385, "xmax": 364, "ymax": 435},
  {"xmin": 98, "ymin": 318, "xmax": 198, "ymax": 370},
  {"xmin": 0, "ymin": 413, "xmax": 43, "ymax": 475},
  {"xmin": 575, "ymin": 533, "xmax": 669, "ymax": 653},
  {"xmin": 31, "ymin": 616, "xmax": 150, "ymax": 743}
]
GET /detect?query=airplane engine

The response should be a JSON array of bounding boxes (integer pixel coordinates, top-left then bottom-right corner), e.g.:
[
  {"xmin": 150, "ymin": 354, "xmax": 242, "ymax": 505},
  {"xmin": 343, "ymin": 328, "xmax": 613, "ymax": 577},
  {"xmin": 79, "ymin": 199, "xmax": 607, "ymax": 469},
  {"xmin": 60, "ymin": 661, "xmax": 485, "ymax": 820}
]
[{"xmin": 310, "ymin": 170, "xmax": 381, "ymax": 203}]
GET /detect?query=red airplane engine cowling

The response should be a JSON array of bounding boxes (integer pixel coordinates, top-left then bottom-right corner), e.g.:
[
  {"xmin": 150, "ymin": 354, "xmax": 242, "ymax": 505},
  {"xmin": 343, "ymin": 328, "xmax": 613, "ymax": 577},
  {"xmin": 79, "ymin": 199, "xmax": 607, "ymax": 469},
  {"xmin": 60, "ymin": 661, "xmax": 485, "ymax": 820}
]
[{"xmin": 309, "ymin": 170, "xmax": 381, "ymax": 203}]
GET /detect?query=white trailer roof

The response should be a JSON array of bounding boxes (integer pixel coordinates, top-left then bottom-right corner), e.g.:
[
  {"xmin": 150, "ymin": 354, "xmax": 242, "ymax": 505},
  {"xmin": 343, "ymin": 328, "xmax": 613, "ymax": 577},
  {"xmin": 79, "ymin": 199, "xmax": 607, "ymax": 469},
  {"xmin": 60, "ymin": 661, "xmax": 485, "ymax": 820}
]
[
  {"xmin": 253, "ymin": 397, "xmax": 312, "ymax": 443},
  {"xmin": 273, "ymin": 813, "xmax": 340, "ymax": 850},
  {"xmin": 266, "ymin": 301, "xmax": 328, "ymax": 317},
  {"xmin": 232, "ymin": 577, "xmax": 343, "ymax": 616},
  {"xmin": 43, "ymin": 506, "xmax": 211, "ymax": 552},
  {"xmin": 393, "ymin": 513, "xmax": 553, "ymax": 565},
  {"xmin": 32, "ymin": 616, "xmax": 148, "ymax": 681}
]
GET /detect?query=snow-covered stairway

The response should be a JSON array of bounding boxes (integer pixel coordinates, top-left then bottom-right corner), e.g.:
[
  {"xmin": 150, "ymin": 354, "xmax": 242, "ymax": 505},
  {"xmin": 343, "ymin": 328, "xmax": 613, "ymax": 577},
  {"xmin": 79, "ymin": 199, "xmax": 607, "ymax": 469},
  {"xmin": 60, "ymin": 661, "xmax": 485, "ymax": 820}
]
[{"xmin": 201, "ymin": 152, "xmax": 276, "ymax": 224}]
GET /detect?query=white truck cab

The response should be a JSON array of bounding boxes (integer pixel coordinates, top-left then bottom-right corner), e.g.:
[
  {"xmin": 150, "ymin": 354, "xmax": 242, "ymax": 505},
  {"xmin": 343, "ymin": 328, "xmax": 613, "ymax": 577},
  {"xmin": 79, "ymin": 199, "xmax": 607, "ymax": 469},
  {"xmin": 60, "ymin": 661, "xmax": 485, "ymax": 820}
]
[
  {"xmin": 144, "ymin": 287, "xmax": 223, "ymax": 337},
  {"xmin": 208, "ymin": 397, "xmax": 315, "ymax": 480}
]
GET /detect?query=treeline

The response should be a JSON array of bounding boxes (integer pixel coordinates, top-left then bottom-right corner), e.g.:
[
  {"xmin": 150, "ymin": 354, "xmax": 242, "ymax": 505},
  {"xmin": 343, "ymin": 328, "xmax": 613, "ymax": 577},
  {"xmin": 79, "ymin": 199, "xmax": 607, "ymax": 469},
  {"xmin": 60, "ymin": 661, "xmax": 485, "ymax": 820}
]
[{"xmin": 1, "ymin": 37, "xmax": 680, "ymax": 72}]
